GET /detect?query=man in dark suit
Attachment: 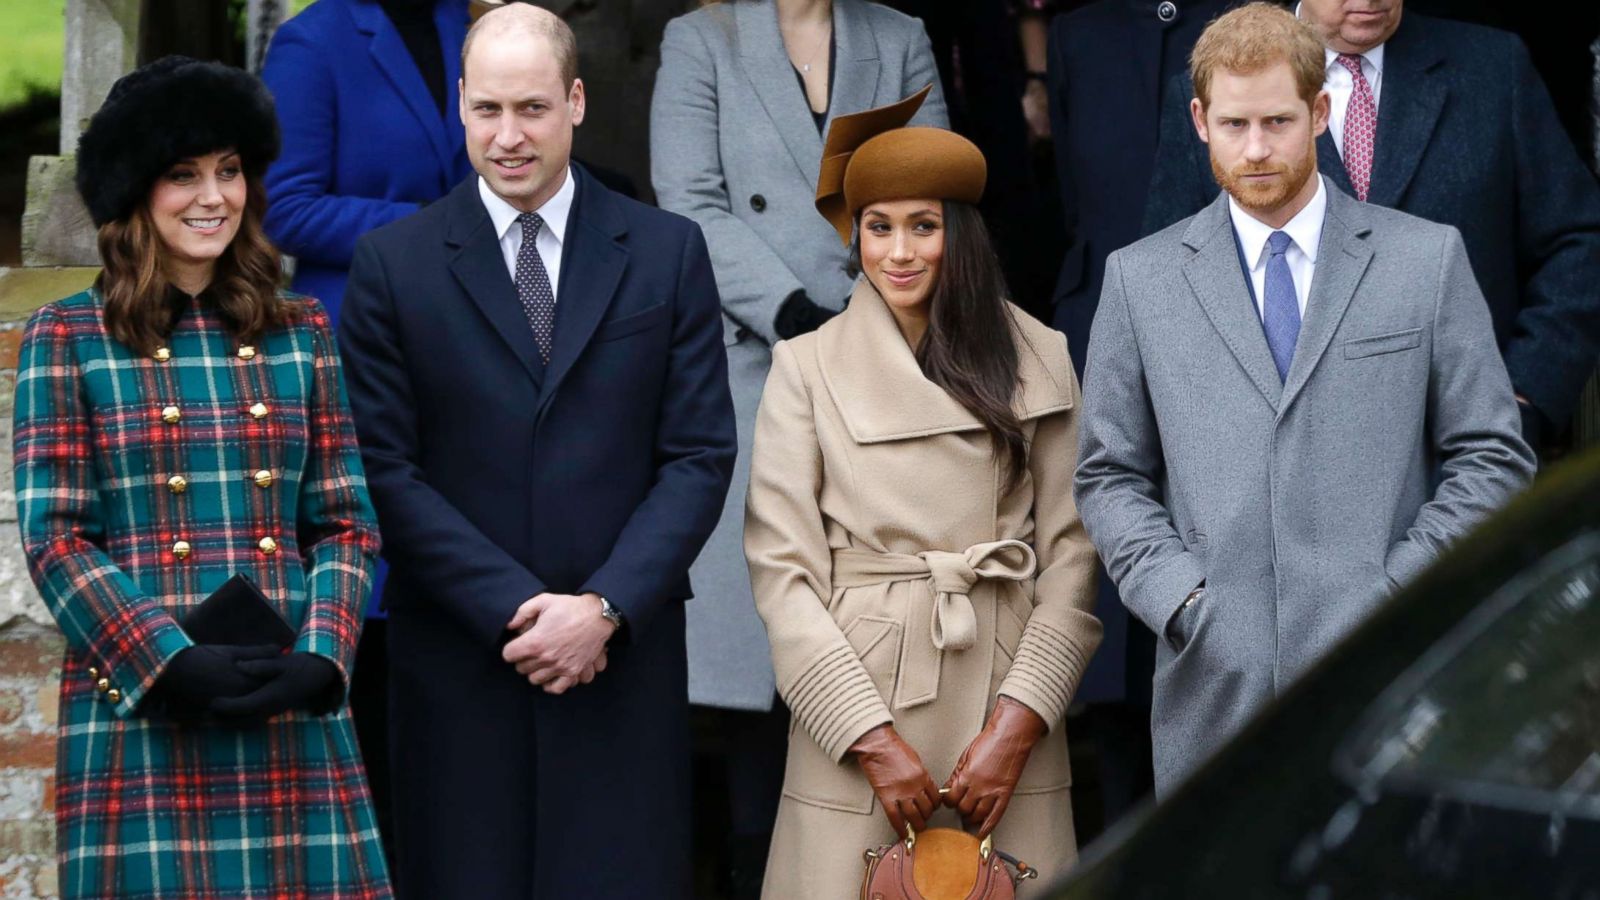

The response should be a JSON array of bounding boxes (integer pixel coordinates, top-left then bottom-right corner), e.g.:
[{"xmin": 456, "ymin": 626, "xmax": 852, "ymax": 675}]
[
  {"xmin": 337, "ymin": 5, "xmax": 736, "ymax": 897},
  {"xmin": 1142, "ymin": 0, "xmax": 1600, "ymax": 451},
  {"xmin": 1044, "ymin": 0, "xmax": 1235, "ymax": 832}
]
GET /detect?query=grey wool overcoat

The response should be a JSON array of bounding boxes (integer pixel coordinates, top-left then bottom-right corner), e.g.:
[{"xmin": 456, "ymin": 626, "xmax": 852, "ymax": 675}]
[
  {"xmin": 650, "ymin": 0, "xmax": 947, "ymax": 710},
  {"xmin": 745, "ymin": 281, "xmax": 1102, "ymax": 898},
  {"xmin": 1074, "ymin": 180, "xmax": 1536, "ymax": 795}
]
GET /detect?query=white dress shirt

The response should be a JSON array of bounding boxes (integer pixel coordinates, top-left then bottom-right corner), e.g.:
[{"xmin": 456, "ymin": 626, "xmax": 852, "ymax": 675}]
[
  {"xmin": 478, "ymin": 166, "xmax": 576, "ymax": 301},
  {"xmin": 1228, "ymin": 176, "xmax": 1327, "ymax": 320},
  {"xmin": 1323, "ymin": 45, "xmax": 1385, "ymax": 159}
]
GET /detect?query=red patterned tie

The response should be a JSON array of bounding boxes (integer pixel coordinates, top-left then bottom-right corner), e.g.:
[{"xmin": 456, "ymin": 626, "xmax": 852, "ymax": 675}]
[{"xmin": 1336, "ymin": 53, "xmax": 1376, "ymax": 201}]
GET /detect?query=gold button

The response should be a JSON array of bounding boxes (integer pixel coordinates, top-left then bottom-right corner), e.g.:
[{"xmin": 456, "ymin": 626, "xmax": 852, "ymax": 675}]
[
  {"xmin": 88, "ymin": 666, "xmax": 100, "ymax": 679},
  {"xmin": 172, "ymin": 540, "xmax": 192, "ymax": 560},
  {"xmin": 106, "ymin": 688, "xmax": 122, "ymax": 703},
  {"xmin": 95, "ymin": 678, "xmax": 110, "ymax": 693},
  {"xmin": 249, "ymin": 402, "xmax": 269, "ymax": 419},
  {"xmin": 253, "ymin": 469, "xmax": 273, "ymax": 488},
  {"xmin": 161, "ymin": 406, "xmax": 181, "ymax": 424},
  {"xmin": 167, "ymin": 475, "xmax": 188, "ymax": 494},
  {"xmin": 237, "ymin": 345, "xmax": 257, "ymax": 360},
  {"xmin": 154, "ymin": 347, "xmax": 171, "ymax": 362},
  {"xmin": 258, "ymin": 536, "xmax": 278, "ymax": 555}
]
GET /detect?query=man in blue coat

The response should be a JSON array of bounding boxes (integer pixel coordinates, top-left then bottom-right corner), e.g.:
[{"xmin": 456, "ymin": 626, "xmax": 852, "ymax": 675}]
[
  {"xmin": 1142, "ymin": 0, "xmax": 1600, "ymax": 451},
  {"xmin": 337, "ymin": 6, "xmax": 736, "ymax": 897}
]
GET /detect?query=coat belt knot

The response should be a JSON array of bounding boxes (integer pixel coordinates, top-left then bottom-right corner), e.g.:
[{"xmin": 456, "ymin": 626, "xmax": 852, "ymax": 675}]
[
  {"xmin": 831, "ymin": 539, "xmax": 1037, "ymax": 710},
  {"xmin": 916, "ymin": 541, "xmax": 1037, "ymax": 651}
]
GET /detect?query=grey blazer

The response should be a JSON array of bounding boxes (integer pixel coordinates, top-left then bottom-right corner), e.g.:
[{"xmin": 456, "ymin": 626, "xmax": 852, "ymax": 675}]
[
  {"xmin": 1073, "ymin": 180, "xmax": 1536, "ymax": 794},
  {"xmin": 650, "ymin": 0, "xmax": 946, "ymax": 711}
]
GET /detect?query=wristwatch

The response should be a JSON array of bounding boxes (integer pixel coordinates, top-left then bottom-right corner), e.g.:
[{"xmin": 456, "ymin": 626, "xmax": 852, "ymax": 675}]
[{"xmin": 597, "ymin": 596, "xmax": 625, "ymax": 631}]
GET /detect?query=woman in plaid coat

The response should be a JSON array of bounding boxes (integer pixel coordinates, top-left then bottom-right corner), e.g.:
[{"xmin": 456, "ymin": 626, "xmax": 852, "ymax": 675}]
[{"xmin": 13, "ymin": 58, "xmax": 392, "ymax": 898}]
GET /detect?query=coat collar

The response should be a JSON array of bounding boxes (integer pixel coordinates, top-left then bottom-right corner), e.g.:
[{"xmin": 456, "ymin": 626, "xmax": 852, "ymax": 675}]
[
  {"xmin": 815, "ymin": 279, "xmax": 1075, "ymax": 445},
  {"xmin": 348, "ymin": 0, "xmax": 468, "ymax": 178},
  {"xmin": 1180, "ymin": 177, "xmax": 1373, "ymax": 415},
  {"xmin": 1313, "ymin": 13, "xmax": 1445, "ymax": 207},
  {"xmin": 443, "ymin": 165, "xmax": 628, "ymax": 397},
  {"xmin": 736, "ymin": 0, "xmax": 881, "ymax": 188}
]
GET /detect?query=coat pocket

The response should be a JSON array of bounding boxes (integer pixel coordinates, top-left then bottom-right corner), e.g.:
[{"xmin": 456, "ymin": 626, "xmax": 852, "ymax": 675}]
[
  {"xmin": 780, "ymin": 614, "xmax": 904, "ymax": 814},
  {"xmin": 1343, "ymin": 327, "xmax": 1422, "ymax": 359},
  {"xmin": 593, "ymin": 302, "xmax": 669, "ymax": 343}
]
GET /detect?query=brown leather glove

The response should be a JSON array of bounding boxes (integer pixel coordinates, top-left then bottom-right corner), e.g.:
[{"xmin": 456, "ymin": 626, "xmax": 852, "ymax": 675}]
[
  {"xmin": 850, "ymin": 724, "xmax": 941, "ymax": 838},
  {"xmin": 941, "ymin": 696, "xmax": 1047, "ymax": 837}
]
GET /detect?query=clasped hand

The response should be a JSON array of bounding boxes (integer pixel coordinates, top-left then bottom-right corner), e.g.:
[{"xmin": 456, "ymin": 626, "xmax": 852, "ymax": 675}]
[
  {"xmin": 851, "ymin": 697, "xmax": 1046, "ymax": 840},
  {"xmin": 501, "ymin": 592, "xmax": 614, "ymax": 695}
]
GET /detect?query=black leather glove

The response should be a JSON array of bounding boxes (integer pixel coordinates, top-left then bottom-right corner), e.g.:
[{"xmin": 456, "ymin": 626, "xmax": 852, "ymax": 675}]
[
  {"xmin": 153, "ymin": 644, "xmax": 282, "ymax": 717},
  {"xmin": 773, "ymin": 290, "xmax": 840, "ymax": 340},
  {"xmin": 210, "ymin": 652, "xmax": 342, "ymax": 720}
]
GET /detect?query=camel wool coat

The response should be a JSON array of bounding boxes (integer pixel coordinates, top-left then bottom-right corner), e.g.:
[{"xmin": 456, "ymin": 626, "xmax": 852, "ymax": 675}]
[{"xmin": 745, "ymin": 280, "xmax": 1102, "ymax": 898}]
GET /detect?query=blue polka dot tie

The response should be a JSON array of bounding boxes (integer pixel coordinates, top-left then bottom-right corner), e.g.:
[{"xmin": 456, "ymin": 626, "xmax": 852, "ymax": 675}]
[
  {"xmin": 515, "ymin": 212, "xmax": 555, "ymax": 362},
  {"xmin": 1263, "ymin": 230, "xmax": 1300, "ymax": 383}
]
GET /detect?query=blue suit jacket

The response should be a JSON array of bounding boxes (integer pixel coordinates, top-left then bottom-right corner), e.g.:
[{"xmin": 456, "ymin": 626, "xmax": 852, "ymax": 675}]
[
  {"xmin": 1142, "ymin": 12, "xmax": 1600, "ymax": 429},
  {"xmin": 261, "ymin": 0, "xmax": 471, "ymax": 322},
  {"xmin": 337, "ymin": 167, "xmax": 735, "ymax": 898}
]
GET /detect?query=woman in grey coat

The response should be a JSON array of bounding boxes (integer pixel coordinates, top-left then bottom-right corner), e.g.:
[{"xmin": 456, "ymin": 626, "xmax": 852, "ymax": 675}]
[{"xmin": 650, "ymin": 0, "xmax": 946, "ymax": 891}]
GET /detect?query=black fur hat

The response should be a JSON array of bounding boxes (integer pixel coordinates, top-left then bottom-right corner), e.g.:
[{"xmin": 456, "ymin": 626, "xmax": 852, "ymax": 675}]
[{"xmin": 75, "ymin": 56, "xmax": 281, "ymax": 227}]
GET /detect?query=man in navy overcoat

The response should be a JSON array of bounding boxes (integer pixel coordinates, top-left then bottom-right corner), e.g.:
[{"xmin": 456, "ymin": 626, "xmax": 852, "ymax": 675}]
[
  {"xmin": 1141, "ymin": 2, "xmax": 1600, "ymax": 450},
  {"xmin": 338, "ymin": 6, "xmax": 736, "ymax": 897}
]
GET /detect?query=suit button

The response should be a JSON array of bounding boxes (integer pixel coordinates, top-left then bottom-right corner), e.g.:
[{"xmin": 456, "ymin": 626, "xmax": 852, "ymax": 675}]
[
  {"xmin": 253, "ymin": 469, "xmax": 274, "ymax": 488},
  {"xmin": 258, "ymin": 536, "xmax": 279, "ymax": 555},
  {"xmin": 172, "ymin": 540, "xmax": 192, "ymax": 560},
  {"xmin": 249, "ymin": 402, "xmax": 269, "ymax": 419},
  {"xmin": 750, "ymin": 194, "xmax": 767, "ymax": 213},
  {"xmin": 161, "ymin": 406, "xmax": 181, "ymax": 424},
  {"xmin": 167, "ymin": 475, "xmax": 188, "ymax": 494},
  {"xmin": 154, "ymin": 347, "xmax": 171, "ymax": 362},
  {"xmin": 237, "ymin": 345, "xmax": 257, "ymax": 360},
  {"xmin": 106, "ymin": 688, "xmax": 122, "ymax": 704},
  {"xmin": 95, "ymin": 678, "xmax": 110, "ymax": 693},
  {"xmin": 1157, "ymin": 1, "xmax": 1177, "ymax": 22}
]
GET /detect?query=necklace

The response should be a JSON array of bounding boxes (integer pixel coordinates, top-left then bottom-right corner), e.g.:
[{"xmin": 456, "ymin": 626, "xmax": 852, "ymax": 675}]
[{"xmin": 794, "ymin": 18, "xmax": 831, "ymax": 74}]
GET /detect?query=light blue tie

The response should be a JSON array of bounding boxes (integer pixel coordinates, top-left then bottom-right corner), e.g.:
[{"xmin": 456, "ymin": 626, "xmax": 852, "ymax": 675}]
[{"xmin": 1262, "ymin": 231, "xmax": 1300, "ymax": 382}]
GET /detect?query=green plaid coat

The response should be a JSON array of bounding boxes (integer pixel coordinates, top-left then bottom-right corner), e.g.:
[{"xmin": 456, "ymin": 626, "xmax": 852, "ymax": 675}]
[{"xmin": 14, "ymin": 288, "xmax": 392, "ymax": 899}]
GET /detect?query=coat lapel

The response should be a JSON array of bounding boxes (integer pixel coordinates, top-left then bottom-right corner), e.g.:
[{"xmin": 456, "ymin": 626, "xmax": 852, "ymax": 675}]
[
  {"xmin": 1181, "ymin": 194, "xmax": 1283, "ymax": 411},
  {"xmin": 444, "ymin": 178, "xmax": 545, "ymax": 387},
  {"xmin": 351, "ymin": 0, "xmax": 457, "ymax": 177},
  {"xmin": 537, "ymin": 166, "xmax": 628, "ymax": 416},
  {"xmin": 816, "ymin": 280, "xmax": 1075, "ymax": 445},
  {"xmin": 1367, "ymin": 17, "xmax": 1446, "ymax": 208},
  {"xmin": 1279, "ymin": 183, "xmax": 1373, "ymax": 411},
  {"xmin": 1316, "ymin": 131, "xmax": 1357, "ymax": 198},
  {"xmin": 736, "ymin": 0, "xmax": 826, "ymax": 186},
  {"xmin": 826, "ymin": 0, "xmax": 882, "ymax": 138}
]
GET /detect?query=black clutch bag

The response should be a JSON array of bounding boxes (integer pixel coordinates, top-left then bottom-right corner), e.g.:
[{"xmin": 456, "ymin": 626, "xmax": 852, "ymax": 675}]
[{"xmin": 180, "ymin": 573, "xmax": 296, "ymax": 648}]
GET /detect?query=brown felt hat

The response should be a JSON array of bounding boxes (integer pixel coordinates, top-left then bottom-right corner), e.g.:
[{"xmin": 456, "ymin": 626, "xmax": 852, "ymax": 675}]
[{"xmin": 815, "ymin": 85, "xmax": 987, "ymax": 246}]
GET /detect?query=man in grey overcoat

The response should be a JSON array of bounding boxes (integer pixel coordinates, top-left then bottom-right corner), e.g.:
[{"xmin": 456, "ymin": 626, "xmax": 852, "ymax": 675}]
[{"xmin": 1072, "ymin": 3, "xmax": 1536, "ymax": 797}]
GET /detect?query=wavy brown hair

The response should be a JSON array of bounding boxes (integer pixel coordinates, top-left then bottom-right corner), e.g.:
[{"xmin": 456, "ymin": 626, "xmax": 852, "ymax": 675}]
[
  {"xmin": 851, "ymin": 201, "xmax": 1029, "ymax": 487},
  {"xmin": 96, "ymin": 176, "xmax": 293, "ymax": 355}
]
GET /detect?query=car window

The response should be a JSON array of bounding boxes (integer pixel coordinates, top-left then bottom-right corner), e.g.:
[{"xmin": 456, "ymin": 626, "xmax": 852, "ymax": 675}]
[{"xmin": 1334, "ymin": 533, "xmax": 1600, "ymax": 819}]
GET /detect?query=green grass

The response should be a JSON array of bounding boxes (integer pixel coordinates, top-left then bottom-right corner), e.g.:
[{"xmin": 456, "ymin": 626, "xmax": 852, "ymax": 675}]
[{"xmin": 0, "ymin": 0, "xmax": 64, "ymax": 111}]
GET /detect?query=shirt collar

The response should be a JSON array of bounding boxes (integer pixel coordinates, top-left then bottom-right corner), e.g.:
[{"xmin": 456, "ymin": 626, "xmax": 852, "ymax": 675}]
[
  {"xmin": 478, "ymin": 165, "xmax": 576, "ymax": 245},
  {"xmin": 1324, "ymin": 43, "xmax": 1385, "ymax": 77},
  {"xmin": 1228, "ymin": 175, "xmax": 1327, "ymax": 271}
]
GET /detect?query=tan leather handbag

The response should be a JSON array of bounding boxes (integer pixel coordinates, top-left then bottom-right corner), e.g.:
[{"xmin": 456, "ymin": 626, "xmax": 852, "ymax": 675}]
[{"xmin": 860, "ymin": 827, "xmax": 1038, "ymax": 900}]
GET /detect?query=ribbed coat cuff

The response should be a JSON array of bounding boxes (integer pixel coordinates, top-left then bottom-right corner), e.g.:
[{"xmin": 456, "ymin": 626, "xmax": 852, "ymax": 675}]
[
  {"xmin": 785, "ymin": 643, "xmax": 894, "ymax": 763},
  {"xmin": 999, "ymin": 616, "xmax": 1096, "ymax": 731}
]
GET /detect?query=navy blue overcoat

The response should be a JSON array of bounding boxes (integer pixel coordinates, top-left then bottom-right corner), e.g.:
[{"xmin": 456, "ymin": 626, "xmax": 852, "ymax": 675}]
[{"xmin": 338, "ymin": 166, "xmax": 736, "ymax": 899}]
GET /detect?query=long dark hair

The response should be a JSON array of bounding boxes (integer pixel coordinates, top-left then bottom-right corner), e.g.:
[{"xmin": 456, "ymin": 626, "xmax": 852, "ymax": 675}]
[
  {"xmin": 852, "ymin": 201, "xmax": 1028, "ymax": 486},
  {"xmin": 96, "ymin": 177, "xmax": 293, "ymax": 355}
]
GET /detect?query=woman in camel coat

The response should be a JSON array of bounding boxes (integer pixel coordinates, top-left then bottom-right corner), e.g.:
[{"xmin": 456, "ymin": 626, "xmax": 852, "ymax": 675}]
[{"xmin": 744, "ymin": 90, "xmax": 1102, "ymax": 898}]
